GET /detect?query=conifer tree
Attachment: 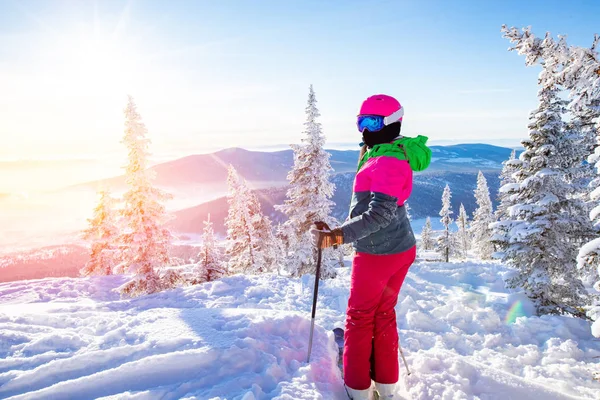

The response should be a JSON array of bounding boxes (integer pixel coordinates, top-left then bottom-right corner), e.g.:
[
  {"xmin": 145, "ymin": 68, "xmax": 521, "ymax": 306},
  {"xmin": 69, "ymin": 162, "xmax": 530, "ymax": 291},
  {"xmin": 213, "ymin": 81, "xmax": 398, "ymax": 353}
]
[
  {"xmin": 225, "ymin": 166, "xmax": 277, "ymax": 274},
  {"xmin": 275, "ymin": 85, "xmax": 341, "ymax": 278},
  {"xmin": 492, "ymin": 85, "xmax": 590, "ymax": 316},
  {"xmin": 455, "ymin": 203, "xmax": 470, "ymax": 259},
  {"xmin": 275, "ymin": 222, "xmax": 296, "ymax": 259},
  {"xmin": 496, "ymin": 149, "xmax": 520, "ymax": 221},
  {"xmin": 567, "ymin": 101, "xmax": 600, "ymax": 285},
  {"xmin": 492, "ymin": 150, "xmax": 524, "ymax": 260},
  {"xmin": 117, "ymin": 96, "xmax": 176, "ymax": 297},
  {"xmin": 471, "ymin": 171, "xmax": 496, "ymax": 260},
  {"xmin": 420, "ymin": 217, "xmax": 434, "ymax": 251},
  {"xmin": 579, "ymin": 99, "xmax": 600, "ymax": 290},
  {"xmin": 437, "ymin": 184, "xmax": 453, "ymax": 262},
  {"xmin": 558, "ymin": 118, "xmax": 598, "ymax": 284},
  {"xmin": 193, "ymin": 214, "xmax": 226, "ymax": 284},
  {"xmin": 502, "ymin": 24, "xmax": 600, "ymax": 329},
  {"xmin": 255, "ymin": 213, "xmax": 279, "ymax": 273},
  {"xmin": 81, "ymin": 190, "xmax": 119, "ymax": 276},
  {"xmin": 567, "ymin": 108, "xmax": 598, "ymax": 188}
]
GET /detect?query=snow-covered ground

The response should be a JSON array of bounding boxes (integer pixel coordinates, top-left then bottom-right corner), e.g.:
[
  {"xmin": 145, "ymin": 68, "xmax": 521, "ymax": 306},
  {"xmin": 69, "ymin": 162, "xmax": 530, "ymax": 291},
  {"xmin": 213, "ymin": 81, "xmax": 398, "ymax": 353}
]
[{"xmin": 0, "ymin": 258, "xmax": 599, "ymax": 399}]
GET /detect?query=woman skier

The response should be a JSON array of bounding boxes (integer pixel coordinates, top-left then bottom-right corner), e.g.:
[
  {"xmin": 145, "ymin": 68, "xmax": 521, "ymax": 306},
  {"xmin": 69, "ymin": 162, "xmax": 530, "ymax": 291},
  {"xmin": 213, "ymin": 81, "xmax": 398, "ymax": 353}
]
[{"xmin": 311, "ymin": 94, "xmax": 431, "ymax": 399}]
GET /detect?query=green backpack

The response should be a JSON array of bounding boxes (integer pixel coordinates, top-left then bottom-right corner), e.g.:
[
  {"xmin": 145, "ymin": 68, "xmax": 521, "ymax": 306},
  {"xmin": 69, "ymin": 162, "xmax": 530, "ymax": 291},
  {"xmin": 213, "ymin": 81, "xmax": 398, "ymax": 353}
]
[{"xmin": 357, "ymin": 135, "xmax": 432, "ymax": 173}]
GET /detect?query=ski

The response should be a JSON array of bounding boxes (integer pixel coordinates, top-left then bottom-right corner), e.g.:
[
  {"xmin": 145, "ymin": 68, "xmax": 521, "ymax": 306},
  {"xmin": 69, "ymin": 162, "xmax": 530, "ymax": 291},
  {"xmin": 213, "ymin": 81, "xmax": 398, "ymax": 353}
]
[{"xmin": 333, "ymin": 327, "xmax": 344, "ymax": 373}]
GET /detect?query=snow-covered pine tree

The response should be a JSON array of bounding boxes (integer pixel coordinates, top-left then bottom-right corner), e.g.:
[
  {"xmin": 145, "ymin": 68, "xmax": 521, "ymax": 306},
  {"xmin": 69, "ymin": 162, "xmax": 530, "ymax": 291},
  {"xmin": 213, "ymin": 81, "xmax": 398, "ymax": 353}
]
[
  {"xmin": 495, "ymin": 149, "xmax": 520, "ymax": 222},
  {"xmin": 275, "ymin": 85, "xmax": 341, "ymax": 278},
  {"xmin": 578, "ymin": 95, "xmax": 600, "ymax": 326},
  {"xmin": 471, "ymin": 171, "xmax": 496, "ymax": 260},
  {"xmin": 558, "ymin": 36, "xmax": 600, "ymax": 328},
  {"xmin": 568, "ymin": 101, "xmax": 599, "ymax": 188},
  {"xmin": 225, "ymin": 166, "xmax": 254, "ymax": 274},
  {"xmin": 492, "ymin": 150, "xmax": 525, "ymax": 260},
  {"xmin": 559, "ymin": 117, "xmax": 599, "ymax": 285},
  {"xmin": 193, "ymin": 214, "xmax": 226, "ymax": 284},
  {"xmin": 81, "ymin": 190, "xmax": 119, "ymax": 276},
  {"xmin": 455, "ymin": 203, "xmax": 470, "ymax": 259},
  {"xmin": 254, "ymin": 213, "xmax": 279, "ymax": 273},
  {"xmin": 225, "ymin": 165, "xmax": 276, "ymax": 275},
  {"xmin": 503, "ymin": 25, "xmax": 600, "ymax": 331},
  {"xmin": 579, "ymin": 97, "xmax": 600, "ymax": 313},
  {"xmin": 117, "ymin": 96, "xmax": 177, "ymax": 297},
  {"xmin": 420, "ymin": 217, "xmax": 434, "ymax": 251},
  {"xmin": 495, "ymin": 85, "xmax": 590, "ymax": 317},
  {"xmin": 275, "ymin": 222, "xmax": 296, "ymax": 259},
  {"xmin": 437, "ymin": 184, "xmax": 454, "ymax": 262},
  {"xmin": 225, "ymin": 166, "xmax": 257, "ymax": 274}
]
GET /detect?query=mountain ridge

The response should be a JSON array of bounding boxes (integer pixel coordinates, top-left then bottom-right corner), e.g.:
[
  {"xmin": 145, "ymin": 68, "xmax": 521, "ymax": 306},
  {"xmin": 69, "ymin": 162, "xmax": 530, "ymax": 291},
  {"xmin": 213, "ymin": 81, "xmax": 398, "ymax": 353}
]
[
  {"xmin": 169, "ymin": 170, "xmax": 503, "ymax": 237},
  {"xmin": 67, "ymin": 143, "xmax": 519, "ymax": 192}
]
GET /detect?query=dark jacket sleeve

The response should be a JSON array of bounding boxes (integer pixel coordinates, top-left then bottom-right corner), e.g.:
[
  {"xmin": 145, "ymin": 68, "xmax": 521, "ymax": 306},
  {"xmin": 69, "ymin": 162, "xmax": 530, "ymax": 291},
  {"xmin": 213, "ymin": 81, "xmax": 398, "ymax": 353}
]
[{"xmin": 339, "ymin": 191, "xmax": 398, "ymax": 244}]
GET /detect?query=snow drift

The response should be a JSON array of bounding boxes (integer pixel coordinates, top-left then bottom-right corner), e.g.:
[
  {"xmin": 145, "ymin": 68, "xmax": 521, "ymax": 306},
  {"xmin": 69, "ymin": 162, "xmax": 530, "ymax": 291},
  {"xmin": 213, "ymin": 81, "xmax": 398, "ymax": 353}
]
[{"xmin": 1, "ymin": 258, "xmax": 599, "ymax": 399}]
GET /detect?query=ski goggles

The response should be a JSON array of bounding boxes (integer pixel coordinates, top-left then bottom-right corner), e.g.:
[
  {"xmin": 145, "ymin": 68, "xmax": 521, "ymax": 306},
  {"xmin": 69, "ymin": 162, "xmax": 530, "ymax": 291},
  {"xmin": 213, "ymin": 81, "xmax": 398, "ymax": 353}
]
[{"xmin": 356, "ymin": 107, "xmax": 404, "ymax": 132}]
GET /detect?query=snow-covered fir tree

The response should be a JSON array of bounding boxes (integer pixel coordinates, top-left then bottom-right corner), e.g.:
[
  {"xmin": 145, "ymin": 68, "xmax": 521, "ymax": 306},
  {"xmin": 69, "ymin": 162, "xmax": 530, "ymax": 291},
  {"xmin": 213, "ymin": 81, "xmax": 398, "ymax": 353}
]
[
  {"xmin": 568, "ymin": 103, "xmax": 599, "ymax": 188},
  {"xmin": 455, "ymin": 203, "xmax": 470, "ymax": 259},
  {"xmin": 117, "ymin": 96, "xmax": 177, "ymax": 297},
  {"xmin": 437, "ymin": 184, "xmax": 454, "ymax": 262},
  {"xmin": 275, "ymin": 222, "xmax": 295, "ymax": 259},
  {"xmin": 81, "ymin": 190, "xmax": 119, "ymax": 276},
  {"xmin": 559, "ymin": 119, "xmax": 598, "ymax": 285},
  {"xmin": 495, "ymin": 149, "xmax": 520, "ymax": 222},
  {"xmin": 492, "ymin": 85, "xmax": 591, "ymax": 317},
  {"xmin": 225, "ymin": 166, "xmax": 277, "ymax": 275},
  {"xmin": 471, "ymin": 171, "xmax": 495, "ymax": 260},
  {"xmin": 556, "ymin": 36, "xmax": 600, "ymax": 327},
  {"xmin": 275, "ymin": 85, "xmax": 341, "ymax": 278},
  {"xmin": 224, "ymin": 166, "xmax": 255, "ymax": 274},
  {"xmin": 578, "ymin": 96, "xmax": 600, "ymax": 326},
  {"xmin": 420, "ymin": 217, "xmax": 434, "ymax": 251},
  {"xmin": 254, "ymin": 212, "xmax": 279, "ymax": 273},
  {"xmin": 492, "ymin": 150, "xmax": 524, "ymax": 260},
  {"xmin": 192, "ymin": 214, "xmax": 226, "ymax": 284},
  {"xmin": 568, "ymin": 101, "xmax": 600, "ymax": 285},
  {"xmin": 405, "ymin": 202, "xmax": 412, "ymax": 221},
  {"xmin": 503, "ymin": 25, "xmax": 600, "ymax": 331}
]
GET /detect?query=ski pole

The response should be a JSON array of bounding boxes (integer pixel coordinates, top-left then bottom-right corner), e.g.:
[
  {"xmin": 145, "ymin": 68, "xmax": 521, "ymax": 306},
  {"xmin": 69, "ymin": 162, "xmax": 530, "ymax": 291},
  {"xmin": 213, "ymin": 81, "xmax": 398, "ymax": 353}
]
[
  {"xmin": 307, "ymin": 235, "xmax": 323, "ymax": 363},
  {"xmin": 399, "ymin": 340, "xmax": 411, "ymax": 375}
]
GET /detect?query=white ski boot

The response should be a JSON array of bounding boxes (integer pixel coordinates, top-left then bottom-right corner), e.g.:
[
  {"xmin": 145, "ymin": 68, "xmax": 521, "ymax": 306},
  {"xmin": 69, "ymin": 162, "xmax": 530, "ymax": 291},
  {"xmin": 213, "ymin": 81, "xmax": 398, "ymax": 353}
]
[
  {"xmin": 373, "ymin": 382, "xmax": 397, "ymax": 399},
  {"xmin": 344, "ymin": 384, "xmax": 373, "ymax": 400}
]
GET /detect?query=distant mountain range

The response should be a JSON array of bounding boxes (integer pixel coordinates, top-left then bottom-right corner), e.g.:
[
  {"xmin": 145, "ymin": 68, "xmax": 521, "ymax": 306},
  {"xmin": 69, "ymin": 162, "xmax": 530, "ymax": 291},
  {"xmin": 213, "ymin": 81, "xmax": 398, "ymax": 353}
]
[
  {"xmin": 73, "ymin": 143, "xmax": 517, "ymax": 191},
  {"xmin": 169, "ymin": 171, "xmax": 502, "ymax": 237},
  {"xmin": 62, "ymin": 143, "xmax": 518, "ymax": 237}
]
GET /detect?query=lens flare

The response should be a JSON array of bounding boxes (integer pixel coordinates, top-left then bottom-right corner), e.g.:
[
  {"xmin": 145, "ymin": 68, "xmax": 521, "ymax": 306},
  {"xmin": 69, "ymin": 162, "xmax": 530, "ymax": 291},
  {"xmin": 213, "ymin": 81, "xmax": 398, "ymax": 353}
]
[{"xmin": 505, "ymin": 300, "xmax": 526, "ymax": 324}]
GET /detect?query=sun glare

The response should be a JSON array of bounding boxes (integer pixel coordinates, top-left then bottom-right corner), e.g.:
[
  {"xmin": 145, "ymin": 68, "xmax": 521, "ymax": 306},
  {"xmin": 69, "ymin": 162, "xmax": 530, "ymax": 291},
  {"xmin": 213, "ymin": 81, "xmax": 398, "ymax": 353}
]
[
  {"xmin": 51, "ymin": 33, "xmax": 138, "ymax": 93},
  {"xmin": 4, "ymin": 11, "xmax": 157, "ymax": 160}
]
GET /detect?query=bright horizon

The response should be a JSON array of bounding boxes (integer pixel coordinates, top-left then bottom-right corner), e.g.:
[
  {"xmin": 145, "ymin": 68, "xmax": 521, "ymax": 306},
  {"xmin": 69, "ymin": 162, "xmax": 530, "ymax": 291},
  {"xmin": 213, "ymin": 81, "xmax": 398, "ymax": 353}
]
[
  {"xmin": 0, "ymin": 136, "xmax": 524, "ymax": 162},
  {"xmin": 0, "ymin": 138, "xmax": 522, "ymax": 194}
]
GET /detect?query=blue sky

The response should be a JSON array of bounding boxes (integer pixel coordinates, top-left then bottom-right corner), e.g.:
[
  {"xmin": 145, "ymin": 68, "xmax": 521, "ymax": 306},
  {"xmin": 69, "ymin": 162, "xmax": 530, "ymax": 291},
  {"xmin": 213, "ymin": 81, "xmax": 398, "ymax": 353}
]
[{"xmin": 0, "ymin": 0, "xmax": 599, "ymax": 159}]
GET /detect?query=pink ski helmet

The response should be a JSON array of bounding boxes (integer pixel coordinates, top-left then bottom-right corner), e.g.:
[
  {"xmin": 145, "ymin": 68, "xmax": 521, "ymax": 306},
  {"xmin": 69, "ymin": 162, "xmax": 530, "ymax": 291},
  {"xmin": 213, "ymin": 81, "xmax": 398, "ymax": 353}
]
[{"xmin": 358, "ymin": 94, "xmax": 404, "ymax": 123}]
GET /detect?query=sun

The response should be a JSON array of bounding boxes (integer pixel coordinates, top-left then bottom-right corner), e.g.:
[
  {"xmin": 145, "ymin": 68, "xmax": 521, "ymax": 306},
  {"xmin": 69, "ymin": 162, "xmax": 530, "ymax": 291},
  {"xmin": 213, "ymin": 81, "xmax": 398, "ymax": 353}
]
[
  {"xmin": 25, "ymin": 3, "xmax": 150, "ymax": 97},
  {"xmin": 49, "ymin": 32, "xmax": 139, "ymax": 94}
]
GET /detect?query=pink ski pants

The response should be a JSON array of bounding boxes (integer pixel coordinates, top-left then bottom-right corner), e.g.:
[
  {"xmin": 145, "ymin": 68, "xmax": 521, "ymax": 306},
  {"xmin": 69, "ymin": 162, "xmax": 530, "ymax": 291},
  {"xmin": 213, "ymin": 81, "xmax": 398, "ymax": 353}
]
[{"xmin": 343, "ymin": 246, "xmax": 416, "ymax": 390}]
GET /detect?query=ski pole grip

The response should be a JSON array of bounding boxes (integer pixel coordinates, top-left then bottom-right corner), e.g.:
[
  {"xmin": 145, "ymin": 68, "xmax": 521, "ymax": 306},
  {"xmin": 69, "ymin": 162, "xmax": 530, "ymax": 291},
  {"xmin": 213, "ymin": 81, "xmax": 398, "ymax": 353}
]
[
  {"xmin": 313, "ymin": 221, "xmax": 339, "ymax": 250},
  {"xmin": 314, "ymin": 221, "xmax": 329, "ymax": 249}
]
